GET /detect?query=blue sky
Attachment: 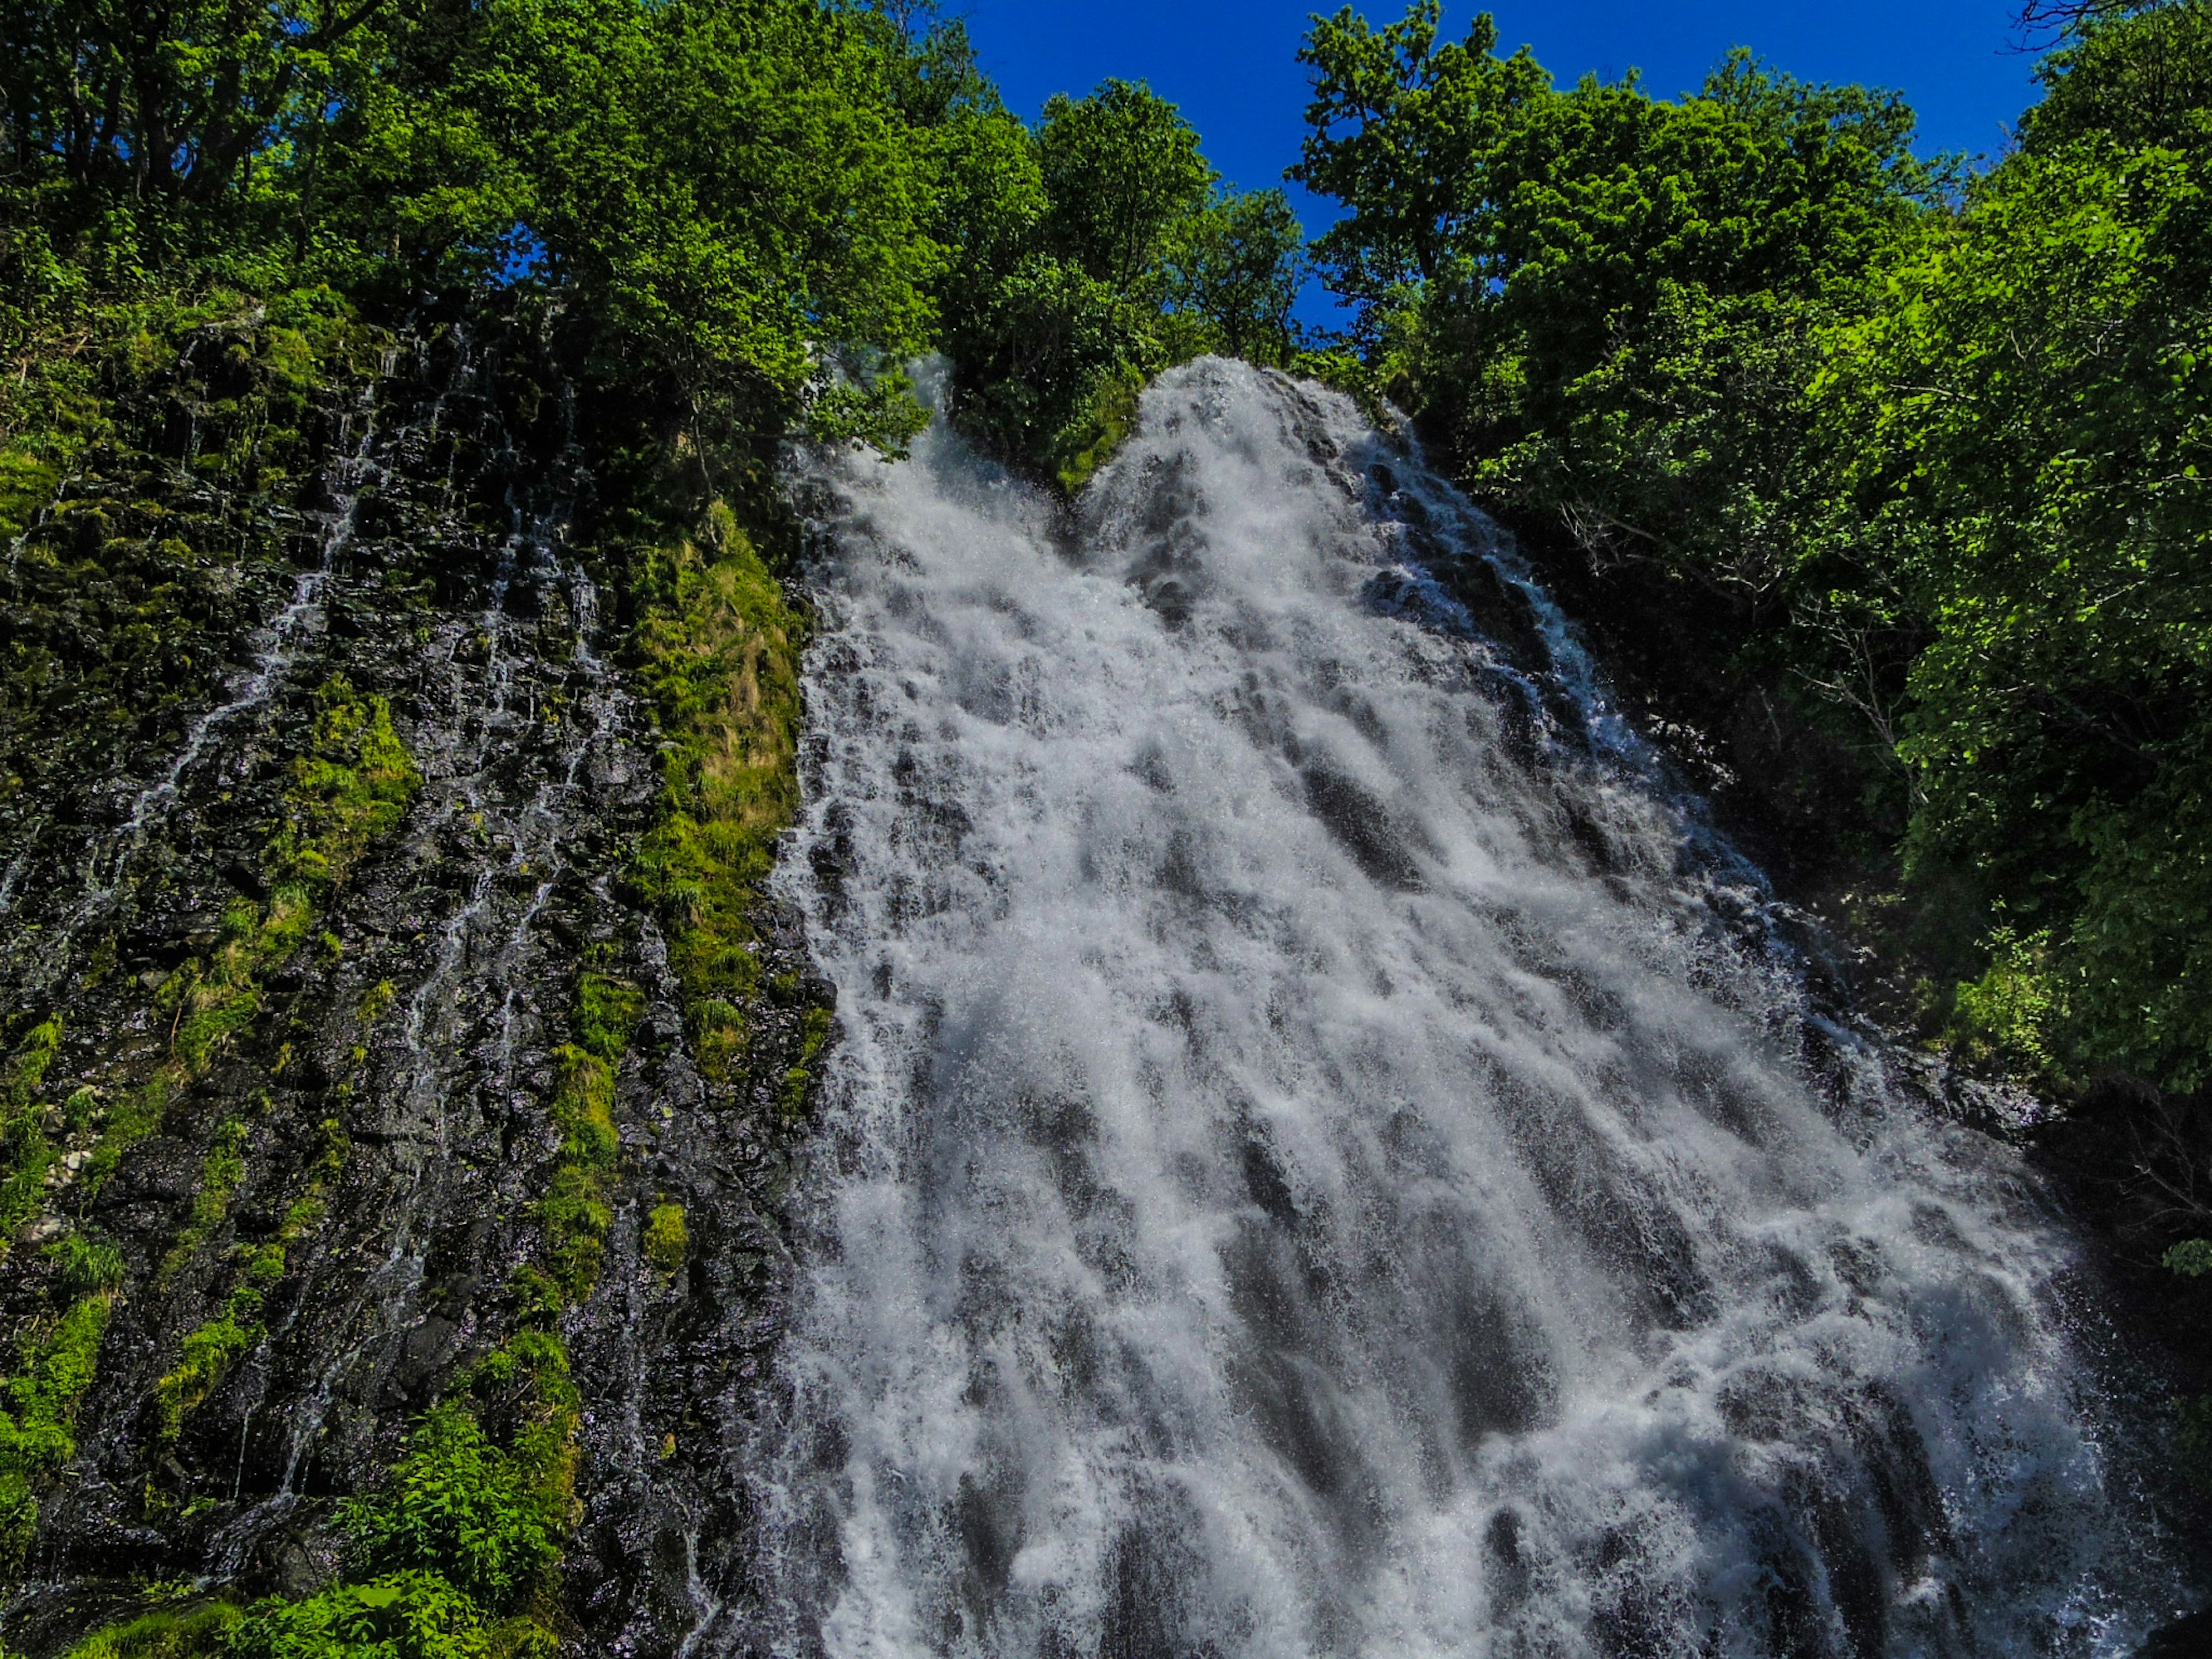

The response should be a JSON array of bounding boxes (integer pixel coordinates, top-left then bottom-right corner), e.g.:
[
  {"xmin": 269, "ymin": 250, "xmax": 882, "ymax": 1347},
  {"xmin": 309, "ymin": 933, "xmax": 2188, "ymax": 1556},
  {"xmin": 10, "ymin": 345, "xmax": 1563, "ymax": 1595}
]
[{"xmin": 955, "ymin": 0, "xmax": 2047, "ymax": 320}]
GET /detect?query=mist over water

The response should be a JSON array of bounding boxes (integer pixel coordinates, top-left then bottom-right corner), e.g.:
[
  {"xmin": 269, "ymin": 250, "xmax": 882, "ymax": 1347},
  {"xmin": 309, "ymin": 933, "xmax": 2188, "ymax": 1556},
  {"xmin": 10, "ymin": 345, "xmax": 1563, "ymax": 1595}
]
[{"xmin": 743, "ymin": 359, "xmax": 2171, "ymax": 1656}]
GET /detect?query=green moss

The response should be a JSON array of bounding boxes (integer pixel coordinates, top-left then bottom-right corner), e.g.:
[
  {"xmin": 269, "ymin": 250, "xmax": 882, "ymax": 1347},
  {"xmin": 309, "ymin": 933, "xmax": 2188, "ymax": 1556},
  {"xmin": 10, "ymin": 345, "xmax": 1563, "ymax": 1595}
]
[
  {"xmin": 690, "ymin": 998, "xmax": 748, "ymax": 1084},
  {"xmin": 0, "ymin": 1017, "xmax": 66, "ymax": 1248},
  {"xmin": 44, "ymin": 679, "xmax": 418, "ymax": 1475},
  {"xmin": 2, "ymin": 1017, "xmax": 61, "ymax": 1104},
  {"xmin": 0, "ymin": 1289, "xmax": 118, "ymax": 1566},
  {"xmin": 574, "ymin": 973, "xmax": 643, "ymax": 1067},
  {"xmin": 631, "ymin": 518, "xmax": 806, "ymax": 1078},
  {"xmin": 154, "ymin": 1310, "xmax": 256, "ymax": 1445},
  {"xmin": 79, "ymin": 1074, "xmax": 171, "ymax": 1198},
  {"xmin": 158, "ymin": 1118, "xmax": 251, "ymax": 1286},
  {"xmin": 266, "ymin": 679, "xmax": 422, "ymax": 889},
  {"xmin": 274, "ymin": 1119, "xmax": 348, "ymax": 1244},
  {"xmin": 57, "ymin": 1600, "xmax": 244, "ymax": 1659},
  {"xmin": 642, "ymin": 1203, "xmax": 688, "ymax": 1278},
  {"xmin": 1052, "ymin": 363, "xmax": 1145, "ymax": 496},
  {"xmin": 0, "ymin": 290, "xmax": 385, "ymax": 816},
  {"xmin": 779, "ymin": 1005, "xmax": 834, "ymax": 1122},
  {"xmin": 73, "ymin": 675, "xmax": 415, "ymax": 1225},
  {"xmin": 238, "ymin": 963, "xmax": 632, "ymax": 1644},
  {"xmin": 0, "ymin": 447, "xmax": 61, "ymax": 544},
  {"xmin": 533, "ymin": 1046, "xmax": 618, "ymax": 1303},
  {"xmin": 153, "ymin": 1120, "xmax": 346, "ymax": 1449},
  {"xmin": 149, "ymin": 679, "xmax": 419, "ymax": 1080},
  {"xmin": 359, "ymin": 980, "xmax": 397, "ymax": 1025}
]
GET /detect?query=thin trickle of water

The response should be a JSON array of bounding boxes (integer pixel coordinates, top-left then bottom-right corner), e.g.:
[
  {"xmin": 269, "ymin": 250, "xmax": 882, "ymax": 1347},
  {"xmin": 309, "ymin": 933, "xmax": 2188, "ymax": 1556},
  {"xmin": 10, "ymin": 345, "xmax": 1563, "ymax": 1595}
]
[
  {"xmin": 0, "ymin": 849, "xmax": 28, "ymax": 915},
  {"xmin": 744, "ymin": 361, "xmax": 2180, "ymax": 1657},
  {"xmin": 199, "ymin": 331, "xmax": 639, "ymax": 1523},
  {"xmin": 5, "ymin": 372, "xmax": 393, "ymax": 995},
  {"xmin": 268, "ymin": 522, "xmax": 623, "ymax": 1488}
]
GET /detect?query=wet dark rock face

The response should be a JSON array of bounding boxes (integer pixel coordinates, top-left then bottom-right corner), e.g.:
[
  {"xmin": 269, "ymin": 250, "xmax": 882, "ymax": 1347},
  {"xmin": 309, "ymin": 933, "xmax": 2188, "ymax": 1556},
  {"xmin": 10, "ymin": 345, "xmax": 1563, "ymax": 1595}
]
[{"xmin": 0, "ymin": 313, "xmax": 823, "ymax": 1654}]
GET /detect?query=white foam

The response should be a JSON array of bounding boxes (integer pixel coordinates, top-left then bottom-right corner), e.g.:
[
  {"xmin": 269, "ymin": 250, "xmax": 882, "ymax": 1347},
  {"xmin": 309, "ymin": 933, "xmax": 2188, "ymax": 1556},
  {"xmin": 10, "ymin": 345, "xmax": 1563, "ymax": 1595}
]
[{"xmin": 746, "ymin": 359, "xmax": 2172, "ymax": 1657}]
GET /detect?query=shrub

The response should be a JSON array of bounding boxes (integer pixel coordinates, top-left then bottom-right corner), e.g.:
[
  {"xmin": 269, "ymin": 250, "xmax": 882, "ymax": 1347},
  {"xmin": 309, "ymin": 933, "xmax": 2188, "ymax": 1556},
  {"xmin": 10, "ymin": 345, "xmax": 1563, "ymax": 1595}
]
[
  {"xmin": 232, "ymin": 1571, "xmax": 493, "ymax": 1659},
  {"xmin": 343, "ymin": 1405, "xmax": 561, "ymax": 1612}
]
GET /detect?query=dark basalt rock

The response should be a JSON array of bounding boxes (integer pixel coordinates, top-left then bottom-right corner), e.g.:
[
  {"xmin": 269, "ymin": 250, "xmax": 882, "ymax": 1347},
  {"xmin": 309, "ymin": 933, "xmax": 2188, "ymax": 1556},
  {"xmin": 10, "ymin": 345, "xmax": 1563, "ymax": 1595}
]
[{"xmin": 0, "ymin": 308, "xmax": 828, "ymax": 1656}]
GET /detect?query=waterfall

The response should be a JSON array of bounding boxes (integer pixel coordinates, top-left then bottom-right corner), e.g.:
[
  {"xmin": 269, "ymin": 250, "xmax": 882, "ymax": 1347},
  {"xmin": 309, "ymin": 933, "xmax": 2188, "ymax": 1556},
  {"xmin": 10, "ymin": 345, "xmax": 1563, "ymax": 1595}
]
[{"xmin": 743, "ymin": 359, "xmax": 2173, "ymax": 1657}]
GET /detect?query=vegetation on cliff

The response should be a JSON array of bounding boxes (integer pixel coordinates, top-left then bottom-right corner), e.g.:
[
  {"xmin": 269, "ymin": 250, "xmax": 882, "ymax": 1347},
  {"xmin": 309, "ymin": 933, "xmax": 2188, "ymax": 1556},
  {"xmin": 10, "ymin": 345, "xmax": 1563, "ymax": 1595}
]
[
  {"xmin": 1297, "ymin": 0, "xmax": 2212, "ymax": 1507},
  {"xmin": 5, "ymin": 0, "xmax": 2212, "ymax": 1639}
]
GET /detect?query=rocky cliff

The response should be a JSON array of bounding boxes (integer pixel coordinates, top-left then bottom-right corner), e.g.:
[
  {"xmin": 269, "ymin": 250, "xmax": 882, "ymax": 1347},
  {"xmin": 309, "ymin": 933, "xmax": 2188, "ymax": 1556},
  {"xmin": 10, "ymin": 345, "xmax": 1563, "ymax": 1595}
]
[{"xmin": 0, "ymin": 301, "xmax": 829, "ymax": 1656}]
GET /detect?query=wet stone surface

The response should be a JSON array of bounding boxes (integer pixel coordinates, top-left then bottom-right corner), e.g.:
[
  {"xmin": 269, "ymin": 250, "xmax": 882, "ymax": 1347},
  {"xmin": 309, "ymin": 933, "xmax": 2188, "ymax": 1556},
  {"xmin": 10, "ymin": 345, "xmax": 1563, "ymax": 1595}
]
[{"xmin": 0, "ymin": 317, "xmax": 829, "ymax": 1656}]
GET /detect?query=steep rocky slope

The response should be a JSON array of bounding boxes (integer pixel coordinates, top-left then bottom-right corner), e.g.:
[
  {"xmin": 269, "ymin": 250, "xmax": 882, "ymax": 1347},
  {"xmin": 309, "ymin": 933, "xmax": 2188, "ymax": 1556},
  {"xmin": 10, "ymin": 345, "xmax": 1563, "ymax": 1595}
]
[{"xmin": 0, "ymin": 304, "xmax": 829, "ymax": 1655}]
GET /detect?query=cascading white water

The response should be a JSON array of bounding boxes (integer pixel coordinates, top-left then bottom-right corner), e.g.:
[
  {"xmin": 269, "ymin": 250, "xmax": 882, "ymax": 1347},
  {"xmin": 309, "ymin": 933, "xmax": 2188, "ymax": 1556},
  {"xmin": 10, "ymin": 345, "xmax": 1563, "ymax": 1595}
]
[{"xmin": 746, "ymin": 359, "xmax": 2175, "ymax": 1657}]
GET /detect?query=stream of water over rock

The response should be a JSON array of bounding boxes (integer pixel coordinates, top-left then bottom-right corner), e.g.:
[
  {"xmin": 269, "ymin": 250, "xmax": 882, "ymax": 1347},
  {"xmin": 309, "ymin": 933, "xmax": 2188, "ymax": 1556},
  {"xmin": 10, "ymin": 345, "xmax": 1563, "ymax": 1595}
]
[{"xmin": 739, "ymin": 359, "xmax": 2181, "ymax": 1657}]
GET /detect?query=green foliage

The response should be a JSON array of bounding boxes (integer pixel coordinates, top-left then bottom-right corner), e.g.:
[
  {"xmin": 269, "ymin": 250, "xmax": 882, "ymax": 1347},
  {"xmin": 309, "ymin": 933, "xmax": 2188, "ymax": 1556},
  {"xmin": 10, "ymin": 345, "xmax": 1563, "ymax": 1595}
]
[
  {"xmin": 1038, "ymin": 80, "xmax": 1214, "ymax": 292},
  {"xmin": 1053, "ymin": 365, "xmax": 1147, "ymax": 497},
  {"xmin": 472, "ymin": 0, "xmax": 951, "ymax": 454},
  {"xmin": 2024, "ymin": 0, "xmax": 2212, "ymax": 150},
  {"xmin": 938, "ymin": 78, "xmax": 1303, "ymax": 475},
  {"xmin": 1814, "ymin": 57, "xmax": 2212, "ymax": 1089},
  {"xmin": 1301, "ymin": 0, "xmax": 2212, "ymax": 1097},
  {"xmin": 1300, "ymin": 5, "xmax": 1939, "ymax": 556},
  {"xmin": 2164, "ymin": 1238, "xmax": 2212, "ymax": 1277},
  {"xmin": 1291, "ymin": 2, "xmax": 1548, "ymax": 309},
  {"xmin": 505, "ymin": 1268, "xmax": 563, "ymax": 1333},
  {"xmin": 1161, "ymin": 188, "xmax": 1308, "ymax": 367},
  {"xmin": 642, "ymin": 1203, "xmax": 688, "ymax": 1278},
  {"xmin": 231, "ymin": 1332, "xmax": 580, "ymax": 1654},
  {"xmin": 2, "ymin": 0, "xmax": 397, "ymax": 204},
  {"xmin": 232, "ymin": 1571, "xmax": 497, "ymax": 1659},
  {"xmin": 1949, "ymin": 929, "xmax": 2062, "ymax": 1075},
  {"xmin": 343, "ymin": 1406, "xmax": 562, "ymax": 1611}
]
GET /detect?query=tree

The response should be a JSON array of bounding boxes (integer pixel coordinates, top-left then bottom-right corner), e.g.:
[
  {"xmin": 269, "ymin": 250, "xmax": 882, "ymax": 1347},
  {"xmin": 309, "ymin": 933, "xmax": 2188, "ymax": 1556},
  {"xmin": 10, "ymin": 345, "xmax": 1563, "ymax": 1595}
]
[
  {"xmin": 1161, "ymin": 187, "xmax": 1305, "ymax": 365},
  {"xmin": 2022, "ymin": 0, "xmax": 2212, "ymax": 147},
  {"xmin": 0, "ymin": 0, "xmax": 397, "ymax": 203},
  {"xmin": 1037, "ymin": 78, "xmax": 1212, "ymax": 294},
  {"xmin": 1813, "ymin": 104, "xmax": 2212, "ymax": 1089},
  {"xmin": 1289, "ymin": 2, "xmax": 1546, "ymax": 323}
]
